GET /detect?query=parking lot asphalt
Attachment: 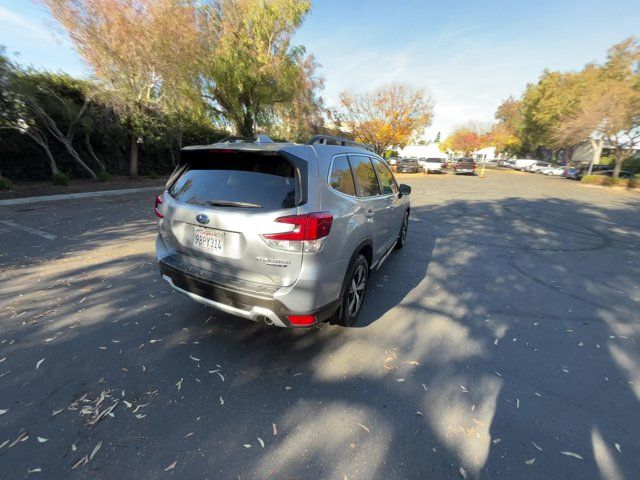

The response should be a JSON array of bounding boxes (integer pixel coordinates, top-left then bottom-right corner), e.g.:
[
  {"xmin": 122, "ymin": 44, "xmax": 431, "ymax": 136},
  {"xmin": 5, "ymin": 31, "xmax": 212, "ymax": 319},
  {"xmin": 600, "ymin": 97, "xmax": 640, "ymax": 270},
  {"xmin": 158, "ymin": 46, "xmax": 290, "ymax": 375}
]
[{"xmin": 1, "ymin": 170, "xmax": 639, "ymax": 479}]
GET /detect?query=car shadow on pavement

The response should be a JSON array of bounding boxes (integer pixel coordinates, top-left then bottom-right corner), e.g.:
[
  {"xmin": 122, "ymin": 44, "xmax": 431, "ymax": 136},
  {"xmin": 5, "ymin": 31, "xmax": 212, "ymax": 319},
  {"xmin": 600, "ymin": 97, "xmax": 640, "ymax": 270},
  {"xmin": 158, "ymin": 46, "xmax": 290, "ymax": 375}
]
[{"xmin": 1, "ymin": 195, "xmax": 640, "ymax": 479}]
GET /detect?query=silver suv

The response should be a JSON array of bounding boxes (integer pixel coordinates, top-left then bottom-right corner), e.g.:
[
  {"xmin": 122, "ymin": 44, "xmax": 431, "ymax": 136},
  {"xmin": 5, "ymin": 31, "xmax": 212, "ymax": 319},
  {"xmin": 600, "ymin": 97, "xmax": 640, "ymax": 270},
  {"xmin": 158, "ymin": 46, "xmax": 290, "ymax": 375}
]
[{"xmin": 155, "ymin": 135, "xmax": 411, "ymax": 327}]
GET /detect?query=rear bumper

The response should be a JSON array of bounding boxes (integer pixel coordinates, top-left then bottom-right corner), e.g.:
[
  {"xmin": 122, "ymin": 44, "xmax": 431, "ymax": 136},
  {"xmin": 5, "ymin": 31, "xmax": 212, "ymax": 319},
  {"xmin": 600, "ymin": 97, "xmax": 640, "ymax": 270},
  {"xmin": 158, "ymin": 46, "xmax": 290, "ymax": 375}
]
[{"xmin": 159, "ymin": 256, "xmax": 340, "ymax": 328}]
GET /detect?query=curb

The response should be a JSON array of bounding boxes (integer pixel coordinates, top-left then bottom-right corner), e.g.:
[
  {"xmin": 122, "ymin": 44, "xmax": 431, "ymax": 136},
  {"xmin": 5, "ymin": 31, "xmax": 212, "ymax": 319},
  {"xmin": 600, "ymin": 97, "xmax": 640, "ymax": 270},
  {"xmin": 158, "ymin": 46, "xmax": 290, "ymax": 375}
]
[{"xmin": 0, "ymin": 186, "xmax": 164, "ymax": 206}]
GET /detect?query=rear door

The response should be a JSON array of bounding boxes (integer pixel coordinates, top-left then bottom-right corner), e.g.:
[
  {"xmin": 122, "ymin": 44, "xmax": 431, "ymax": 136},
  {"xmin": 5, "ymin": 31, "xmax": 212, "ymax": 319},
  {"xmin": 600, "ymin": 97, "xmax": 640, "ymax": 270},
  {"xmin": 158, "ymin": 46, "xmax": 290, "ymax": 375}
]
[
  {"xmin": 348, "ymin": 155, "xmax": 387, "ymax": 260},
  {"xmin": 160, "ymin": 148, "xmax": 306, "ymax": 287},
  {"xmin": 372, "ymin": 157, "xmax": 403, "ymax": 249}
]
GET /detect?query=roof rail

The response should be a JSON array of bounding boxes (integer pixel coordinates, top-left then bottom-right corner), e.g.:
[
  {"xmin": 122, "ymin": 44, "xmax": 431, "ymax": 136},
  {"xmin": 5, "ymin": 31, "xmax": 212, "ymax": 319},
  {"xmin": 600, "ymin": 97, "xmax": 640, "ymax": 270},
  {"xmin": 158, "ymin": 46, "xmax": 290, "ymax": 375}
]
[
  {"xmin": 306, "ymin": 135, "xmax": 374, "ymax": 152},
  {"xmin": 216, "ymin": 136, "xmax": 255, "ymax": 144},
  {"xmin": 216, "ymin": 134, "xmax": 275, "ymax": 144}
]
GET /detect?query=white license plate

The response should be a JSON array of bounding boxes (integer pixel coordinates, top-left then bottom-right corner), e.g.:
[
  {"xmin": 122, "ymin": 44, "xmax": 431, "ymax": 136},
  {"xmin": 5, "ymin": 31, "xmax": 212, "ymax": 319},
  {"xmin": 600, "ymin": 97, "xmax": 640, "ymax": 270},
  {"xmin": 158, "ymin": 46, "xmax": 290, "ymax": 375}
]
[{"xmin": 193, "ymin": 227, "xmax": 225, "ymax": 255}]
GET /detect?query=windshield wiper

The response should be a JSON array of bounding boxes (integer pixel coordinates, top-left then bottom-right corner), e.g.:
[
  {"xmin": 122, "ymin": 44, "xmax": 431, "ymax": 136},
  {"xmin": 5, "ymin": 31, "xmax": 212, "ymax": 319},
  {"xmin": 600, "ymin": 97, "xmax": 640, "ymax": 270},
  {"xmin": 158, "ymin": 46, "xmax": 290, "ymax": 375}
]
[{"xmin": 207, "ymin": 200, "xmax": 262, "ymax": 208}]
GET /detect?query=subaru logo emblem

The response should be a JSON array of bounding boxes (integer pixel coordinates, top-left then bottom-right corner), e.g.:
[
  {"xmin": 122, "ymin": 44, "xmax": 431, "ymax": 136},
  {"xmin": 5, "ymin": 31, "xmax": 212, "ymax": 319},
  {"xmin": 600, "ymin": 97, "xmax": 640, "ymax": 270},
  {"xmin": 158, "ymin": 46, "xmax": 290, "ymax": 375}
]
[{"xmin": 196, "ymin": 214, "xmax": 210, "ymax": 225}]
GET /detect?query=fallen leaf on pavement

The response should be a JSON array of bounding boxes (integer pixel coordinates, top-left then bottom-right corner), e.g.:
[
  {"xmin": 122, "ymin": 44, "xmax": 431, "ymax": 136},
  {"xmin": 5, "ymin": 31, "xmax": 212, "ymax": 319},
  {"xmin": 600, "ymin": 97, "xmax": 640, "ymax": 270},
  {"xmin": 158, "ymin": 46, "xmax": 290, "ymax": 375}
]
[
  {"xmin": 90, "ymin": 441, "xmax": 102, "ymax": 460},
  {"xmin": 37, "ymin": 437, "xmax": 48, "ymax": 443},
  {"xmin": 356, "ymin": 423, "xmax": 371, "ymax": 433},
  {"xmin": 560, "ymin": 451, "xmax": 583, "ymax": 460},
  {"xmin": 36, "ymin": 358, "xmax": 45, "ymax": 370},
  {"xmin": 164, "ymin": 461, "xmax": 177, "ymax": 471}
]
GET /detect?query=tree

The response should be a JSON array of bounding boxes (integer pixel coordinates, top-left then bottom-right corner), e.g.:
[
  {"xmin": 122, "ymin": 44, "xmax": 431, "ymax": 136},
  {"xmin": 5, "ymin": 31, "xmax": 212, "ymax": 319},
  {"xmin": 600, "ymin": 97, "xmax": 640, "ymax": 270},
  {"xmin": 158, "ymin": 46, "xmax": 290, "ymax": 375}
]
[
  {"xmin": 552, "ymin": 38, "xmax": 640, "ymax": 177},
  {"xmin": 269, "ymin": 52, "xmax": 326, "ymax": 142},
  {"xmin": 488, "ymin": 123, "xmax": 520, "ymax": 155},
  {"xmin": 338, "ymin": 84, "xmax": 433, "ymax": 155},
  {"xmin": 441, "ymin": 127, "xmax": 488, "ymax": 156},
  {"xmin": 0, "ymin": 52, "xmax": 60, "ymax": 177},
  {"xmin": 16, "ymin": 71, "xmax": 99, "ymax": 179},
  {"xmin": 200, "ymin": 0, "xmax": 312, "ymax": 137},
  {"xmin": 41, "ymin": 0, "xmax": 204, "ymax": 177}
]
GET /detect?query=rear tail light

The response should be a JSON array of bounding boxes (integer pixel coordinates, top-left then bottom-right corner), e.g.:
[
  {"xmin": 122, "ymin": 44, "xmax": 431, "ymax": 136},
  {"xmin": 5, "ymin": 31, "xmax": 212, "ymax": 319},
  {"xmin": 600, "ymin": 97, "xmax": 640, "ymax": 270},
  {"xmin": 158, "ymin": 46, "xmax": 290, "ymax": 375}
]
[
  {"xmin": 262, "ymin": 213, "xmax": 333, "ymax": 253},
  {"xmin": 155, "ymin": 194, "xmax": 164, "ymax": 218},
  {"xmin": 287, "ymin": 314, "xmax": 316, "ymax": 326}
]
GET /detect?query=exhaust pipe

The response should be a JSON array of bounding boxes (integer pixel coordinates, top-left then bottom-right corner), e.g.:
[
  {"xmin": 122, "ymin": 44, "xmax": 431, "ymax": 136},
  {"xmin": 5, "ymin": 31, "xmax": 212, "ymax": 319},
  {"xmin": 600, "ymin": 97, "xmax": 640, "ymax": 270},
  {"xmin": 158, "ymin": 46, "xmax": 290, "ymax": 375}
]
[{"xmin": 257, "ymin": 315, "xmax": 274, "ymax": 326}]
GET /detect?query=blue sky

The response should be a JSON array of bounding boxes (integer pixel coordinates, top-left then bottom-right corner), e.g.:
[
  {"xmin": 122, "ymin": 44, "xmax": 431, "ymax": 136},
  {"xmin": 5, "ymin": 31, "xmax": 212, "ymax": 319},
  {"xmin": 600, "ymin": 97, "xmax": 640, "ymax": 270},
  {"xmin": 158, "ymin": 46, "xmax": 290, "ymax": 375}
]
[{"xmin": 1, "ymin": 0, "xmax": 639, "ymax": 138}]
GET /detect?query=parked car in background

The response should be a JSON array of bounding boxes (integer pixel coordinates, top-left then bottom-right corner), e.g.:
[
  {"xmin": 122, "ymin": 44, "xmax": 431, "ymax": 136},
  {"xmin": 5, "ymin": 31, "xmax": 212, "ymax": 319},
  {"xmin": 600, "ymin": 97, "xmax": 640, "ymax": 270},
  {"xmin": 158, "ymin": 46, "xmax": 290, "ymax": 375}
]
[
  {"xmin": 454, "ymin": 158, "xmax": 476, "ymax": 175},
  {"xmin": 513, "ymin": 159, "xmax": 538, "ymax": 171},
  {"xmin": 499, "ymin": 159, "xmax": 516, "ymax": 168},
  {"xmin": 417, "ymin": 157, "xmax": 445, "ymax": 173},
  {"xmin": 567, "ymin": 164, "xmax": 611, "ymax": 180},
  {"xmin": 156, "ymin": 135, "xmax": 412, "ymax": 328},
  {"xmin": 527, "ymin": 161, "xmax": 552, "ymax": 173},
  {"xmin": 396, "ymin": 158, "xmax": 424, "ymax": 173},
  {"xmin": 593, "ymin": 170, "xmax": 636, "ymax": 179},
  {"xmin": 541, "ymin": 166, "xmax": 566, "ymax": 176}
]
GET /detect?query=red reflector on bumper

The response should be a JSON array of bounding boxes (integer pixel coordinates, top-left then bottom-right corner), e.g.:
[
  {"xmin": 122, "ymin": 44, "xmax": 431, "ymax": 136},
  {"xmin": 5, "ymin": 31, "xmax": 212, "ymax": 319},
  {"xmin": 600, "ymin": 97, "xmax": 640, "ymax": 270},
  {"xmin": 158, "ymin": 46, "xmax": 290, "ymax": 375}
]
[{"xmin": 287, "ymin": 314, "xmax": 316, "ymax": 326}]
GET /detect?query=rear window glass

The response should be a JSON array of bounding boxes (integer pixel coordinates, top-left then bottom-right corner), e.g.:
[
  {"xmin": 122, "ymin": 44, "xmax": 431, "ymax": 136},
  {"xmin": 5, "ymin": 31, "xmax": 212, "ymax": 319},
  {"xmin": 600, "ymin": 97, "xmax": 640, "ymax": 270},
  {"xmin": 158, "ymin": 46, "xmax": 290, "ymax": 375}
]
[
  {"xmin": 329, "ymin": 156, "xmax": 356, "ymax": 196},
  {"xmin": 349, "ymin": 155, "xmax": 380, "ymax": 197},
  {"xmin": 169, "ymin": 150, "xmax": 298, "ymax": 210}
]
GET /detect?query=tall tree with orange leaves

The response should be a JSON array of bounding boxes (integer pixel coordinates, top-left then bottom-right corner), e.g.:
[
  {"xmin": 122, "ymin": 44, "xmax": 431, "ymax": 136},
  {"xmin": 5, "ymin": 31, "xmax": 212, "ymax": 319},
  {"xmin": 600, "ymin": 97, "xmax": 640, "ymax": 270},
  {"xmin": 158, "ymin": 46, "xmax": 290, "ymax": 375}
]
[
  {"xmin": 339, "ymin": 84, "xmax": 433, "ymax": 155},
  {"xmin": 40, "ymin": 0, "xmax": 204, "ymax": 177}
]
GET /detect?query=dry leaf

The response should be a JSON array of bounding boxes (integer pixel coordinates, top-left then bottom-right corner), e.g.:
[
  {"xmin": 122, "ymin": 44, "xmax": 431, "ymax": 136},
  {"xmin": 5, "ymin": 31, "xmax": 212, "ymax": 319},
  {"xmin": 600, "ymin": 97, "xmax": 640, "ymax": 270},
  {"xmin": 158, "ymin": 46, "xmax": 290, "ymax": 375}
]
[
  {"xmin": 459, "ymin": 466, "xmax": 467, "ymax": 479},
  {"xmin": 51, "ymin": 409, "xmax": 63, "ymax": 417},
  {"xmin": 219, "ymin": 396, "xmax": 224, "ymax": 405},
  {"xmin": 37, "ymin": 437, "xmax": 48, "ymax": 443},
  {"xmin": 71, "ymin": 455, "xmax": 88, "ymax": 470},
  {"xmin": 189, "ymin": 354, "xmax": 200, "ymax": 362},
  {"xmin": 257, "ymin": 437, "xmax": 264, "ymax": 448},
  {"xmin": 0, "ymin": 409, "xmax": 8, "ymax": 415},
  {"xmin": 272, "ymin": 423, "xmax": 278, "ymax": 436},
  {"xmin": 243, "ymin": 444, "xmax": 251, "ymax": 448},
  {"xmin": 532, "ymin": 441, "xmax": 543, "ymax": 452},
  {"xmin": 36, "ymin": 358, "xmax": 45, "ymax": 370},
  {"xmin": 356, "ymin": 423, "xmax": 371, "ymax": 433},
  {"xmin": 27, "ymin": 467, "xmax": 42, "ymax": 473},
  {"xmin": 164, "ymin": 461, "xmax": 177, "ymax": 471},
  {"xmin": 90, "ymin": 441, "xmax": 102, "ymax": 460},
  {"xmin": 615, "ymin": 443, "xmax": 622, "ymax": 453},
  {"xmin": 176, "ymin": 378, "xmax": 183, "ymax": 391},
  {"xmin": 525, "ymin": 458, "xmax": 535, "ymax": 465},
  {"xmin": 560, "ymin": 451, "xmax": 583, "ymax": 460}
]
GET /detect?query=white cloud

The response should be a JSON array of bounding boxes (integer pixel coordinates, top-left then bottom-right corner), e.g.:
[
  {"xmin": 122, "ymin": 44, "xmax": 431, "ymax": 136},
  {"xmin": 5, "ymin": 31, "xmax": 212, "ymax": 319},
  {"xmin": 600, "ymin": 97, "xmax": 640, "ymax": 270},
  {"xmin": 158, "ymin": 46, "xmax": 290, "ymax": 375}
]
[{"xmin": 0, "ymin": 5, "xmax": 51, "ymax": 41}]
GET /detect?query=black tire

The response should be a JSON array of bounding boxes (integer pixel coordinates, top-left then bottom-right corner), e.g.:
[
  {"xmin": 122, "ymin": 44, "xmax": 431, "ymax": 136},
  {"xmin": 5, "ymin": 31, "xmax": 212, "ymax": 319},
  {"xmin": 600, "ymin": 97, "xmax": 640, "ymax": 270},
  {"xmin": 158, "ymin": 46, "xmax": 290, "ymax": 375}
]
[
  {"xmin": 336, "ymin": 254, "xmax": 369, "ymax": 327},
  {"xmin": 395, "ymin": 211, "xmax": 409, "ymax": 250}
]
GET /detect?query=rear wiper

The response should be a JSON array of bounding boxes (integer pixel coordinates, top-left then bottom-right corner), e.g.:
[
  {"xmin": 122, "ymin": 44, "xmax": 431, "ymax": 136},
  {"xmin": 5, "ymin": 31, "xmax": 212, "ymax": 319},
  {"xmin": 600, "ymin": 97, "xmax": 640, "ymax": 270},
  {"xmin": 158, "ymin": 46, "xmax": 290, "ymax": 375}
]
[{"xmin": 207, "ymin": 200, "xmax": 262, "ymax": 208}]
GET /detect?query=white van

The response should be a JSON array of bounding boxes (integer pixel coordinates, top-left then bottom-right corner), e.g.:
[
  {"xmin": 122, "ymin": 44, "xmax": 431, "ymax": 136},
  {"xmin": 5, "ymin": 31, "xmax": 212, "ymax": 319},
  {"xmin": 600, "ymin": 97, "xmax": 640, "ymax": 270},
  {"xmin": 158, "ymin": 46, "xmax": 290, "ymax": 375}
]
[{"xmin": 513, "ymin": 159, "xmax": 538, "ymax": 171}]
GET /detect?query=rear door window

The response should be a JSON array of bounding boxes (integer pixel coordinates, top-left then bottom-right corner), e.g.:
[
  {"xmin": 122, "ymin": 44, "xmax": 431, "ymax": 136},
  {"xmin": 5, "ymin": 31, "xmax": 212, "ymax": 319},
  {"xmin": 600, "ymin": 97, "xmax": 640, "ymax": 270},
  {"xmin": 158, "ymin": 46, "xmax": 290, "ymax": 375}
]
[
  {"xmin": 373, "ymin": 158, "xmax": 398, "ymax": 195},
  {"xmin": 329, "ymin": 156, "xmax": 356, "ymax": 196},
  {"xmin": 349, "ymin": 155, "xmax": 381, "ymax": 197},
  {"xmin": 169, "ymin": 150, "xmax": 299, "ymax": 211}
]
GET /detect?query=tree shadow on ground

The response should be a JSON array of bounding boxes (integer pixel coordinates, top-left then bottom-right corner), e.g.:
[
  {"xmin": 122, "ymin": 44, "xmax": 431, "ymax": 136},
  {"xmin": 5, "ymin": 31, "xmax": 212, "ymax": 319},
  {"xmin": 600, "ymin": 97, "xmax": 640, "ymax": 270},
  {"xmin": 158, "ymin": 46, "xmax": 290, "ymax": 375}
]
[{"xmin": 0, "ymin": 194, "xmax": 639, "ymax": 479}]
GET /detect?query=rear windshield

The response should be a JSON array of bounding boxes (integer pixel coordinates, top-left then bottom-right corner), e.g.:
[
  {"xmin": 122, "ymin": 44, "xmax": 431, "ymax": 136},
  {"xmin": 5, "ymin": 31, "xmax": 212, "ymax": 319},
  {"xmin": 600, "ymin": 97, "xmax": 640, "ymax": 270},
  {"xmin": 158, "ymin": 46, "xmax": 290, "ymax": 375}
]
[{"xmin": 169, "ymin": 150, "xmax": 299, "ymax": 211}]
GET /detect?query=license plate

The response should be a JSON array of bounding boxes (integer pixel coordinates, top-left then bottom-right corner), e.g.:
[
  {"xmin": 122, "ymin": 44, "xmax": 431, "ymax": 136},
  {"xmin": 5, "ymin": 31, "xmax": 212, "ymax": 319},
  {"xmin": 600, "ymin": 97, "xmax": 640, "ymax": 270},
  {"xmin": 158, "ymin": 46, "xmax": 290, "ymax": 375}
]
[{"xmin": 193, "ymin": 227, "xmax": 225, "ymax": 255}]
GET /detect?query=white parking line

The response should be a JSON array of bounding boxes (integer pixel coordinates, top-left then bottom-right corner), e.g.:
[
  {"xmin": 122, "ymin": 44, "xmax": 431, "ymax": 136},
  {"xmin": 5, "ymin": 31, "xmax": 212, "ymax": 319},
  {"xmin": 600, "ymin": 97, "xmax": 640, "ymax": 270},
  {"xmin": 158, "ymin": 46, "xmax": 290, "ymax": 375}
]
[
  {"xmin": 0, "ymin": 186, "xmax": 163, "ymax": 206},
  {"xmin": 0, "ymin": 220, "xmax": 57, "ymax": 240}
]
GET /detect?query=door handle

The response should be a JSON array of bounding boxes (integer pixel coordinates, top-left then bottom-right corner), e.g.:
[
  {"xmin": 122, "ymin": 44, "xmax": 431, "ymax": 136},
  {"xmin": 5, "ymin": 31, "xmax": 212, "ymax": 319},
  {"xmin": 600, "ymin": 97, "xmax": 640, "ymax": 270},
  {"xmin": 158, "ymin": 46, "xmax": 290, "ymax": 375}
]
[{"xmin": 366, "ymin": 210, "xmax": 374, "ymax": 218}]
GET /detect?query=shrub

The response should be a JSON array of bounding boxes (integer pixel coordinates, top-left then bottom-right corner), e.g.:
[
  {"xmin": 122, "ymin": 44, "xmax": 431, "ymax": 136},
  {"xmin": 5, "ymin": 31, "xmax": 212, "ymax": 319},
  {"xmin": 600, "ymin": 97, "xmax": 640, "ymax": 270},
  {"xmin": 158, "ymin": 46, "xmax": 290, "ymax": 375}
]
[
  {"xmin": 0, "ymin": 177, "xmax": 14, "ymax": 191},
  {"xmin": 97, "ymin": 171, "xmax": 111, "ymax": 182},
  {"xmin": 52, "ymin": 172, "xmax": 71, "ymax": 186},
  {"xmin": 580, "ymin": 175, "xmax": 599, "ymax": 185},
  {"xmin": 602, "ymin": 176, "xmax": 625, "ymax": 187}
]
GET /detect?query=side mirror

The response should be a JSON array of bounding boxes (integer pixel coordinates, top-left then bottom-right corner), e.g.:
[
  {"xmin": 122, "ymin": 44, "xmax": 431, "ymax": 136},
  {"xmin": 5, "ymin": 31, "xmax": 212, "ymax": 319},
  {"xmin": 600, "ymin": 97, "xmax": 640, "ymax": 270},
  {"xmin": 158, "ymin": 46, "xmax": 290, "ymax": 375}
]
[{"xmin": 398, "ymin": 184, "xmax": 411, "ymax": 197}]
